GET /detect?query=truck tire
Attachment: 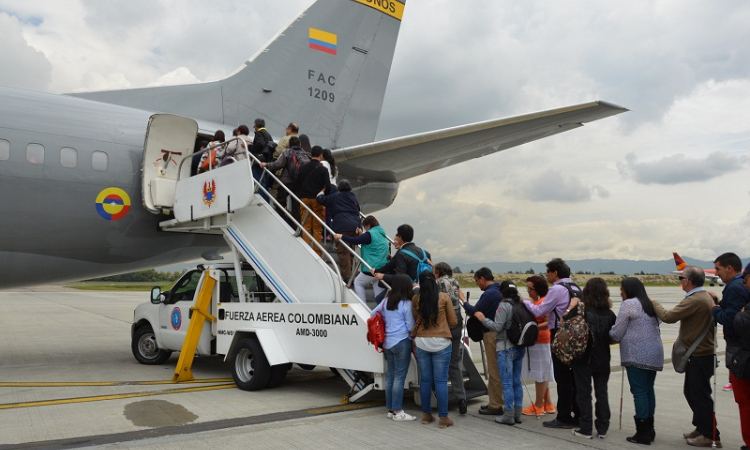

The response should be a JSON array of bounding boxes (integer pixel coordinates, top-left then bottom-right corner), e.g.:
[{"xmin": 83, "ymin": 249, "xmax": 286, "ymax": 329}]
[
  {"xmin": 132, "ymin": 324, "xmax": 172, "ymax": 365},
  {"xmin": 266, "ymin": 363, "xmax": 292, "ymax": 389},
  {"xmin": 231, "ymin": 337, "xmax": 271, "ymax": 391}
]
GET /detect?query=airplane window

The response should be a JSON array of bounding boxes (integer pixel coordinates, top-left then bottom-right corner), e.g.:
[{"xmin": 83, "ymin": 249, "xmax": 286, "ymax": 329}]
[
  {"xmin": 60, "ymin": 147, "xmax": 77, "ymax": 168},
  {"xmin": 92, "ymin": 151, "xmax": 108, "ymax": 171},
  {"xmin": 26, "ymin": 144, "xmax": 44, "ymax": 165},
  {"xmin": 0, "ymin": 139, "xmax": 8, "ymax": 161}
]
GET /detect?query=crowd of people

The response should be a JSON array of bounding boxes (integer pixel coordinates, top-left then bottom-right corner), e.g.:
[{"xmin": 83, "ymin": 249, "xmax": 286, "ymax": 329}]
[
  {"xmin": 190, "ymin": 120, "xmax": 748, "ymax": 449},
  {"xmin": 371, "ymin": 249, "xmax": 749, "ymax": 450}
]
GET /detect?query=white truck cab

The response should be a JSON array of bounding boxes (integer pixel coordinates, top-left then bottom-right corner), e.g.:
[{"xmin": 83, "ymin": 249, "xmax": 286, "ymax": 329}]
[{"xmin": 131, "ymin": 263, "xmax": 273, "ymax": 365}]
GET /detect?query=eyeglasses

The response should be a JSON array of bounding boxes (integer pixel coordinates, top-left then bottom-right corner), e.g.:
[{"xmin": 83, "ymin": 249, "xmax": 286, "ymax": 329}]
[
  {"xmin": 679, "ymin": 276, "xmax": 686, "ymax": 280},
  {"xmin": 527, "ymin": 287, "xmax": 535, "ymax": 291}
]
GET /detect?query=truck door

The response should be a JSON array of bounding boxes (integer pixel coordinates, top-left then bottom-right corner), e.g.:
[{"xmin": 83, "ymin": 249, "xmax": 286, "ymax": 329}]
[{"xmin": 158, "ymin": 270, "xmax": 212, "ymax": 355}]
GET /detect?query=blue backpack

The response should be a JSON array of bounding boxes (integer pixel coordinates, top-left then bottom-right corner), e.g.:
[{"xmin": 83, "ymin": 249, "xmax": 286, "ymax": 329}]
[{"xmin": 400, "ymin": 248, "xmax": 432, "ymax": 283}]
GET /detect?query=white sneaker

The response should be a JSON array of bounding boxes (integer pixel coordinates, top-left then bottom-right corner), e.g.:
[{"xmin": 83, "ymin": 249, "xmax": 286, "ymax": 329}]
[
  {"xmin": 386, "ymin": 411, "xmax": 393, "ymax": 419},
  {"xmin": 392, "ymin": 412, "xmax": 417, "ymax": 421}
]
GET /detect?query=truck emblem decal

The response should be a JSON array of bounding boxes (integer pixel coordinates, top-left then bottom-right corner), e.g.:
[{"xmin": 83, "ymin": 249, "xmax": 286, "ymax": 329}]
[{"xmin": 171, "ymin": 307, "xmax": 182, "ymax": 330}]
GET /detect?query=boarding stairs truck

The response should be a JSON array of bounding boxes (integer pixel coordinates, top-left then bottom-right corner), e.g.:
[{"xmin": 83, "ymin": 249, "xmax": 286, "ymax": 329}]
[{"xmin": 132, "ymin": 114, "xmax": 486, "ymax": 402}]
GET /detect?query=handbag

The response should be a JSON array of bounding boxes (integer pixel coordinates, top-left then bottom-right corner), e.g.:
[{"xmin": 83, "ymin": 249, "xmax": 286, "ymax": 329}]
[
  {"xmin": 729, "ymin": 348, "xmax": 750, "ymax": 379},
  {"xmin": 672, "ymin": 321, "xmax": 712, "ymax": 374}
]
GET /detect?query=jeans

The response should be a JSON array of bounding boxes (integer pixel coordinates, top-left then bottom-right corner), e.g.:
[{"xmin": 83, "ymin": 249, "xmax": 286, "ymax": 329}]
[
  {"xmin": 384, "ymin": 338, "xmax": 413, "ymax": 412},
  {"xmin": 625, "ymin": 365, "xmax": 657, "ymax": 419},
  {"xmin": 353, "ymin": 272, "xmax": 385, "ymax": 303},
  {"xmin": 497, "ymin": 346, "xmax": 524, "ymax": 410},
  {"xmin": 251, "ymin": 164, "xmax": 271, "ymax": 203},
  {"xmin": 416, "ymin": 344, "xmax": 452, "ymax": 417}
]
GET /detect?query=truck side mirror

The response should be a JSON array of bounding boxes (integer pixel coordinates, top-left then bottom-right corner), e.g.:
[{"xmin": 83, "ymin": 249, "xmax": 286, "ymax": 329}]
[{"xmin": 151, "ymin": 287, "xmax": 164, "ymax": 304}]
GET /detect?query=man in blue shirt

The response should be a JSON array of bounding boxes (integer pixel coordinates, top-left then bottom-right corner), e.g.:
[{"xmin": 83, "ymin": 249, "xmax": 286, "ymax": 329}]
[
  {"xmin": 710, "ymin": 253, "xmax": 749, "ymax": 393},
  {"xmin": 462, "ymin": 267, "xmax": 503, "ymax": 414}
]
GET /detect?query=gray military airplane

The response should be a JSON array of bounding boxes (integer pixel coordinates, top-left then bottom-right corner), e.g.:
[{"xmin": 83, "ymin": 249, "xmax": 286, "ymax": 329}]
[{"xmin": 0, "ymin": 0, "xmax": 626, "ymax": 289}]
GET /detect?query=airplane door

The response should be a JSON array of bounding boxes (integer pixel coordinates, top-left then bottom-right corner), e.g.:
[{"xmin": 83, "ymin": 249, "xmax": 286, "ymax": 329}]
[{"xmin": 142, "ymin": 114, "xmax": 198, "ymax": 214}]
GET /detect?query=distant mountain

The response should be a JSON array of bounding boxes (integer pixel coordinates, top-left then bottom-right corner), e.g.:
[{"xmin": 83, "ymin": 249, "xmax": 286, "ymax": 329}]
[{"xmin": 451, "ymin": 255, "xmax": 723, "ymax": 275}]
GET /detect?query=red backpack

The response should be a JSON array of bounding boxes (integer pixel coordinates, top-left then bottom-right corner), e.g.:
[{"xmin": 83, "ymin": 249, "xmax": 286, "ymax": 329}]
[{"xmin": 366, "ymin": 309, "xmax": 386, "ymax": 353}]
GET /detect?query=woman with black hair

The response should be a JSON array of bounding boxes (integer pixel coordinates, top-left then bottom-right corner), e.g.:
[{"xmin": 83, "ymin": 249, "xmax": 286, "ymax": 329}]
[
  {"xmin": 370, "ymin": 274, "xmax": 416, "ymax": 421},
  {"xmin": 412, "ymin": 270, "xmax": 457, "ymax": 428},
  {"xmin": 609, "ymin": 277, "xmax": 663, "ymax": 445},
  {"xmin": 570, "ymin": 277, "xmax": 617, "ymax": 440}
]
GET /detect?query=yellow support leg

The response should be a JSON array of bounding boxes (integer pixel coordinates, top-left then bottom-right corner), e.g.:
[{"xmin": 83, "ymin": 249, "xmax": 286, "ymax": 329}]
[{"xmin": 172, "ymin": 271, "xmax": 218, "ymax": 382}]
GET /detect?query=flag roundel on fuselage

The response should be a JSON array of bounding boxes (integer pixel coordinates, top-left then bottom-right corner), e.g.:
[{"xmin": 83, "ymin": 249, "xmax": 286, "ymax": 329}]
[{"xmin": 95, "ymin": 187, "xmax": 131, "ymax": 221}]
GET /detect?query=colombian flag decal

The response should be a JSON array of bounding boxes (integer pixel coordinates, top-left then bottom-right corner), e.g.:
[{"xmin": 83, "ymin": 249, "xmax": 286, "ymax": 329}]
[
  {"xmin": 309, "ymin": 28, "xmax": 337, "ymax": 55},
  {"xmin": 95, "ymin": 187, "xmax": 131, "ymax": 221}
]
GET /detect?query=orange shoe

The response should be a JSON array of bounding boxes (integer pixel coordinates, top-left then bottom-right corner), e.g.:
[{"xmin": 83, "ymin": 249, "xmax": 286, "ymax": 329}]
[
  {"xmin": 522, "ymin": 404, "xmax": 545, "ymax": 416},
  {"xmin": 543, "ymin": 401, "xmax": 556, "ymax": 414}
]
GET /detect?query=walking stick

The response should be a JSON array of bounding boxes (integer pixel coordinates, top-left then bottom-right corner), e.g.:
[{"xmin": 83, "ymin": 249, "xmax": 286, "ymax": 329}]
[
  {"xmin": 619, "ymin": 367, "xmax": 625, "ymax": 430},
  {"xmin": 712, "ymin": 320, "xmax": 718, "ymax": 449}
]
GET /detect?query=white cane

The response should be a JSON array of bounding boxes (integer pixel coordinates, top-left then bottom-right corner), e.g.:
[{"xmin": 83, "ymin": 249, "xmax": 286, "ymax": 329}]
[
  {"xmin": 619, "ymin": 367, "xmax": 625, "ymax": 430},
  {"xmin": 712, "ymin": 320, "xmax": 718, "ymax": 449}
]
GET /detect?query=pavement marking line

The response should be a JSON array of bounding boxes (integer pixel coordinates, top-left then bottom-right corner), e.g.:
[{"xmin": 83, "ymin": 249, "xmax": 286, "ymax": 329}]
[
  {"xmin": 0, "ymin": 400, "xmax": 383, "ymax": 450},
  {"xmin": 0, "ymin": 383, "xmax": 236, "ymax": 410},
  {"xmin": 0, "ymin": 378, "xmax": 233, "ymax": 388}
]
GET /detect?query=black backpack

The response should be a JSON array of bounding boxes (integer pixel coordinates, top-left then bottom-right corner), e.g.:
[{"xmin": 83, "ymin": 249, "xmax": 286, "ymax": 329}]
[
  {"xmin": 505, "ymin": 300, "xmax": 539, "ymax": 347},
  {"xmin": 288, "ymin": 148, "xmax": 311, "ymax": 181}
]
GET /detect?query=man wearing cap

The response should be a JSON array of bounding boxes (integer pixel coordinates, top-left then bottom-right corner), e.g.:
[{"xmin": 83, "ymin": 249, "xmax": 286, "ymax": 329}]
[{"xmin": 710, "ymin": 253, "xmax": 748, "ymax": 392}]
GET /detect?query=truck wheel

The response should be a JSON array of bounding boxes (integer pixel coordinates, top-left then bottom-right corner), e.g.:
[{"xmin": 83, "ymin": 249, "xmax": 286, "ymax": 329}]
[
  {"xmin": 231, "ymin": 337, "xmax": 271, "ymax": 391},
  {"xmin": 132, "ymin": 325, "xmax": 172, "ymax": 365},
  {"xmin": 266, "ymin": 363, "xmax": 292, "ymax": 389}
]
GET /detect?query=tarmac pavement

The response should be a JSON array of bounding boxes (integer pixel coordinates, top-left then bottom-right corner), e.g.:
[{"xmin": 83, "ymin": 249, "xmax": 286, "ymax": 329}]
[{"xmin": 0, "ymin": 286, "xmax": 742, "ymax": 449}]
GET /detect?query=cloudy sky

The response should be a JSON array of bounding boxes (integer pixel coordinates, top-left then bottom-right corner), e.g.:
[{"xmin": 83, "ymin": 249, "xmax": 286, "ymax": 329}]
[{"xmin": 2, "ymin": 0, "xmax": 749, "ymax": 265}]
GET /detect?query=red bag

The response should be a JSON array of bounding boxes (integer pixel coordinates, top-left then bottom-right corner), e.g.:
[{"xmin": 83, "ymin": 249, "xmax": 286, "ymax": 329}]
[{"xmin": 366, "ymin": 310, "xmax": 386, "ymax": 353}]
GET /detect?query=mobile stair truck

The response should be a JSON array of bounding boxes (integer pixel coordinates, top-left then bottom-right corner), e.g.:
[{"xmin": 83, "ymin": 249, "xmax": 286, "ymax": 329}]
[{"xmin": 131, "ymin": 114, "xmax": 487, "ymax": 402}]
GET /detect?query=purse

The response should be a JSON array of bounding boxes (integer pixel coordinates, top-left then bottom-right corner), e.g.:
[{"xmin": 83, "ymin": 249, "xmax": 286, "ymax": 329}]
[
  {"xmin": 729, "ymin": 348, "xmax": 750, "ymax": 379},
  {"xmin": 672, "ymin": 321, "xmax": 712, "ymax": 374}
]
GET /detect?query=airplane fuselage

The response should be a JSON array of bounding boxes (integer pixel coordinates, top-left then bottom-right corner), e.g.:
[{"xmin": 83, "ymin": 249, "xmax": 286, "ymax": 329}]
[{"xmin": 0, "ymin": 86, "xmax": 227, "ymax": 288}]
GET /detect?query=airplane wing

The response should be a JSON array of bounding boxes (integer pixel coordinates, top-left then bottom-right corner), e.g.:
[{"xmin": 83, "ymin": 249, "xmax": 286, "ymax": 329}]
[{"xmin": 335, "ymin": 101, "xmax": 627, "ymax": 183}]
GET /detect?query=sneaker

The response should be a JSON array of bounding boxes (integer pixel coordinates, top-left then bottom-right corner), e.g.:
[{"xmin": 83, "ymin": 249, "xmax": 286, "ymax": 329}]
[
  {"xmin": 386, "ymin": 410, "xmax": 393, "ymax": 419},
  {"xmin": 522, "ymin": 404, "xmax": 545, "ymax": 416},
  {"xmin": 686, "ymin": 435, "xmax": 721, "ymax": 448},
  {"xmin": 683, "ymin": 429, "xmax": 700, "ymax": 440},
  {"xmin": 543, "ymin": 418, "xmax": 574, "ymax": 429},
  {"xmin": 543, "ymin": 401, "xmax": 556, "ymax": 414},
  {"xmin": 597, "ymin": 433, "xmax": 607, "ymax": 439},
  {"xmin": 392, "ymin": 412, "xmax": 416, "ymax": 421},
  {"xmin": 723, "ymin": 382, "xmax": 733, "ymax": 391},
  {"xmin": 572, "ymin": 429, "xmax": 593, "ymax": 439}
]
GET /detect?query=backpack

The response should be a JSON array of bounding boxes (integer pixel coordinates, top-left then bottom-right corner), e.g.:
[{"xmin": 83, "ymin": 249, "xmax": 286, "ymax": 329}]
[
  {"xmin": 466, "ymin": 316, "xmax": 485, "ymax": 342},
  {"xmin": 551, "ymin": 284, "xmax": 592, "ymax": 365},
  {"xmin": 437, "ymin": 277, "xmax": 463, "ymax": 339},
  {"xmin": 400, "ymin": 248, "xmax": 432, "ymax": 284},
  {"xmin": 288, "ymin": 148, "xmax": 311, "ymax": 182},
  {"xmin": 366, "ymin": 305, "xmax": 386, "ymax": 352},
  {"xmin": 505, "ymin": 300, "xmax": 539, "ymax": 347},
  {"xmin": 261, "ymin": 141, "xmax": 277, "ymax": 163}
]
